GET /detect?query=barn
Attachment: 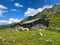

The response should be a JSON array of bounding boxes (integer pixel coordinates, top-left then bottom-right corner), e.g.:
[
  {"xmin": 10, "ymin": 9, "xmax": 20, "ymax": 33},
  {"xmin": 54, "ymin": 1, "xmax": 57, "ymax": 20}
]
[
  {"xmin": 21, "ymin": 18, "xmax": 49, "ymax": 29},
  {"xmin": 14, "ymin": 18, "xmax": 49, "ymax": 30}
]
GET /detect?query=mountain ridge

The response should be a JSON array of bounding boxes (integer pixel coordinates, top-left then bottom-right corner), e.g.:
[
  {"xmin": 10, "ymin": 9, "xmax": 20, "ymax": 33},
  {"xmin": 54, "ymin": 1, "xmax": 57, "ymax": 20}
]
[{"xmin": 20, "ymin": 4, "xmax": 60, "ymax": 29}]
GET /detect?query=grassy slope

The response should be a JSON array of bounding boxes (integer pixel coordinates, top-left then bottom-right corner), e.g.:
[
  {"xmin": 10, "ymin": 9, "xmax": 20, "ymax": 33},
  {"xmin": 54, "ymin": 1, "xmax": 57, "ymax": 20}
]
[
  {"xmin": 0, "ymin": 28, "xmax": 60, "ymax": 45},
  {"xmin": 49, "ymin": 12, "xmax": 60, "ymax": 28},
  {"xmin": 20, "ymin": 5, "xmax": 60, "ymax": 29}
]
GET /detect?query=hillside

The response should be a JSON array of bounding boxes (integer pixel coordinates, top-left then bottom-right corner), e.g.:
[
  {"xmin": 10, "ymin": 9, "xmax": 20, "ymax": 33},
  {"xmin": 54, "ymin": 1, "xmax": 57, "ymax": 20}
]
[
  {"xmin": 20, "ymin": 4, "xmax": 60, "ymax": 29},
  {"xmin": 0, "ymin": 28, "xmax": 60, "ymax": 45}
]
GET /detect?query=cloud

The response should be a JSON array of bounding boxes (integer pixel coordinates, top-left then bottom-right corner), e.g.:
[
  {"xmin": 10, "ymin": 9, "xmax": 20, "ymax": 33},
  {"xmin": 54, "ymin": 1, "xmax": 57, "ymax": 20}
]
[
  {"xmin": 0, "ymin": 12, "xmax": 2, "ymax": 17},
  {"xmin": 15, "ymin": 3, "xmax": 23, "ymax": 7},
  {"xmin": 0, "ymin": 18, "xmax": 23, "ymax": 25},
  {"xmin": 9, "ymin": 18, "xmax": 23, "ymax": 23},
  {"xmin": 0, "ymin": 4, "xmax": 7, "ymax": 9},
  {"xmin": 0, "ymin": 9, "xmax": 8, "ymax": 17},
  {"xmin": 0, "ymin": 4, "xmax": 8, "ymax": 17},
  {"xmin": 24, "ymin": 5, "xmax": 53, "ymax": 16},
  {"xmin": 24, "ymin": 8, "xmax": 44, "ymax": 16},
  {"xmin": 44, "ymin": 5, "xmax": 53, "ymax": 9},
  {"xmin": 0, "ymin": 12, "xmax": 5, "ymax": 17},
  {"xmin": 10, "ymin": 9, "xmax": 17, "ymax": 11},
  {"xmin": 0, "ymin": 20, "xmax": 10, "ymax": 25}
]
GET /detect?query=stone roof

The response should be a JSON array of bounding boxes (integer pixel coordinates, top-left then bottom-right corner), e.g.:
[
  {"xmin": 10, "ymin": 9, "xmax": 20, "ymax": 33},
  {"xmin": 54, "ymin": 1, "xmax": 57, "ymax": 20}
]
[{"xmin": 23, "ymin": 18, "xmax": 40, "ymax": 24}]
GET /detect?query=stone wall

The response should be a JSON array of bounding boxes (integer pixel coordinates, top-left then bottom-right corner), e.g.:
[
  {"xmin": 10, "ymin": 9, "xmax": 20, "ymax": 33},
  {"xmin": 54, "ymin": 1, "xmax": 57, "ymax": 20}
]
[{"xmin": 31, "ymin": 24, "xmax": 47, "ymax": 29}]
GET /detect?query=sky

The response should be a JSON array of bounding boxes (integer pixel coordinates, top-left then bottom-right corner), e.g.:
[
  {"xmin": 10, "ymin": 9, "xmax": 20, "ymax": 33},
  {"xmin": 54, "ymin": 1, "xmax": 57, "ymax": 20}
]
[{"xmin": 0, "ymin": 0, "xmax": 60, "ymax": 25}]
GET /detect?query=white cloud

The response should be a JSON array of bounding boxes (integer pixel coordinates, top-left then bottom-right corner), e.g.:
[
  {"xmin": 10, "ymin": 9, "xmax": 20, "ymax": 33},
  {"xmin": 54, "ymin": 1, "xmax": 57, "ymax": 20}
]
[
  {"xmin": 9, "ymin": 18, "xmax": 23, "ymax": 23},
  {"xmin": 0, "ymin": 9, "xmax": 8, "ymax": 17},
  {"xmin": 24, "ymin": 8, "xmax": 40, "ymax": 16},
  {"xmin": 0, "ymin": 12, "xmax": 2, "ymax": 17},
  {"xmin": 0, "ymin": 18, "xmax": 23, "ymax": 25},
  {"xmin": 0, "ymin": 4, "xmax": 8, "ymax": 17},
  {"xmin": 44, "ymin": 5, "xmax": 53, "ymax": 9},
  {"xmin": 0, "ymin": 4, "xmax": 7, "ymax": 9},
  {"xmin": 10, "ymin": 9, "xmax": 17, "ymax": 11},
  {"xmin": 15, "ymin": 3, "xmax": 23, "ymax": 7},
  {"xmin": 24, "ymin": 5, "xmax": 53, "ymax": 16},
  {"xmin": 0, "ymin": 20, "xmax": 9, "ymax": 25},
  {"xmin": 0, "ymin": 10, "xmax": 5, "ymax": 17}
]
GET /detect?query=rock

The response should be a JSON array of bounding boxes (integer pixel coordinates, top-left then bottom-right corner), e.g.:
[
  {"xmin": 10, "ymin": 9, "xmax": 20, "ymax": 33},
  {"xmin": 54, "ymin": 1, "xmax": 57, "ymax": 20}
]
[{"xmin": 39, "ymin": 32, "xmax": 43, "ymax": 36}]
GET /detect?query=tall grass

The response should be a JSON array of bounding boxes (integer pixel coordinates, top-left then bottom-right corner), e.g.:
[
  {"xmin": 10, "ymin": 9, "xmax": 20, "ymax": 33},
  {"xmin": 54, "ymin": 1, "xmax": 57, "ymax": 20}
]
[{"xmin": 0, "ymin": 28, "xmax": 60, "ymax": 45}]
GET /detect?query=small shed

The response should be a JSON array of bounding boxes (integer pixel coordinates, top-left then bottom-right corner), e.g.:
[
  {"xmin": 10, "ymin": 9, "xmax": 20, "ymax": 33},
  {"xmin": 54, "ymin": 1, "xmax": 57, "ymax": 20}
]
[
  {"xmin": 22, "ymin": 18, "xmax": 49, "ymax": 29},
  {"xmin": 14, "ymin": 18, "xmax": 49, "ymax": 30}
]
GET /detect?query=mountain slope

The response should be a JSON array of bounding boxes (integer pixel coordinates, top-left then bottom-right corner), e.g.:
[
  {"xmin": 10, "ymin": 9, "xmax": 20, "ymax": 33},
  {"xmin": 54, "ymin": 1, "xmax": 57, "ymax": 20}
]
[{"xmin": 20, "ymin": 4, "xmax": 60, "ymax": 29}]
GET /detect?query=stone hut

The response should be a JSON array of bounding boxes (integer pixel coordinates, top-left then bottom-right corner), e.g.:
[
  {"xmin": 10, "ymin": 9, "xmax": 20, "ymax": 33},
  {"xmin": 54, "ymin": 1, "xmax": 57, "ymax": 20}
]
[{"xmin": 22, "ymin": 18, "xmax": 49, "ymax": 29}]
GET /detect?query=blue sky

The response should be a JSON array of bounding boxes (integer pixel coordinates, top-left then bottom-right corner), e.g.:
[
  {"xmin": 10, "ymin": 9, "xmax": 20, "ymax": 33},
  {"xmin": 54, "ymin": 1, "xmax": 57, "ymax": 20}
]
[{"xmin": 0, "ymin": 0, "xmax": 60, "ymax": 25}]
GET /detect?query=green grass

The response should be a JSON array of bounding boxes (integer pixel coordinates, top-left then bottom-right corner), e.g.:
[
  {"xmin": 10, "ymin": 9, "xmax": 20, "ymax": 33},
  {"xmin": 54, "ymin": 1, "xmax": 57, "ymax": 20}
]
[
  {"xmin": 49, "ymin": 12, "xmax": 60, "ymax": 29},
  {"xmin": 0, "ymin": 28, "xmax": 60, "ymax": 45}
]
